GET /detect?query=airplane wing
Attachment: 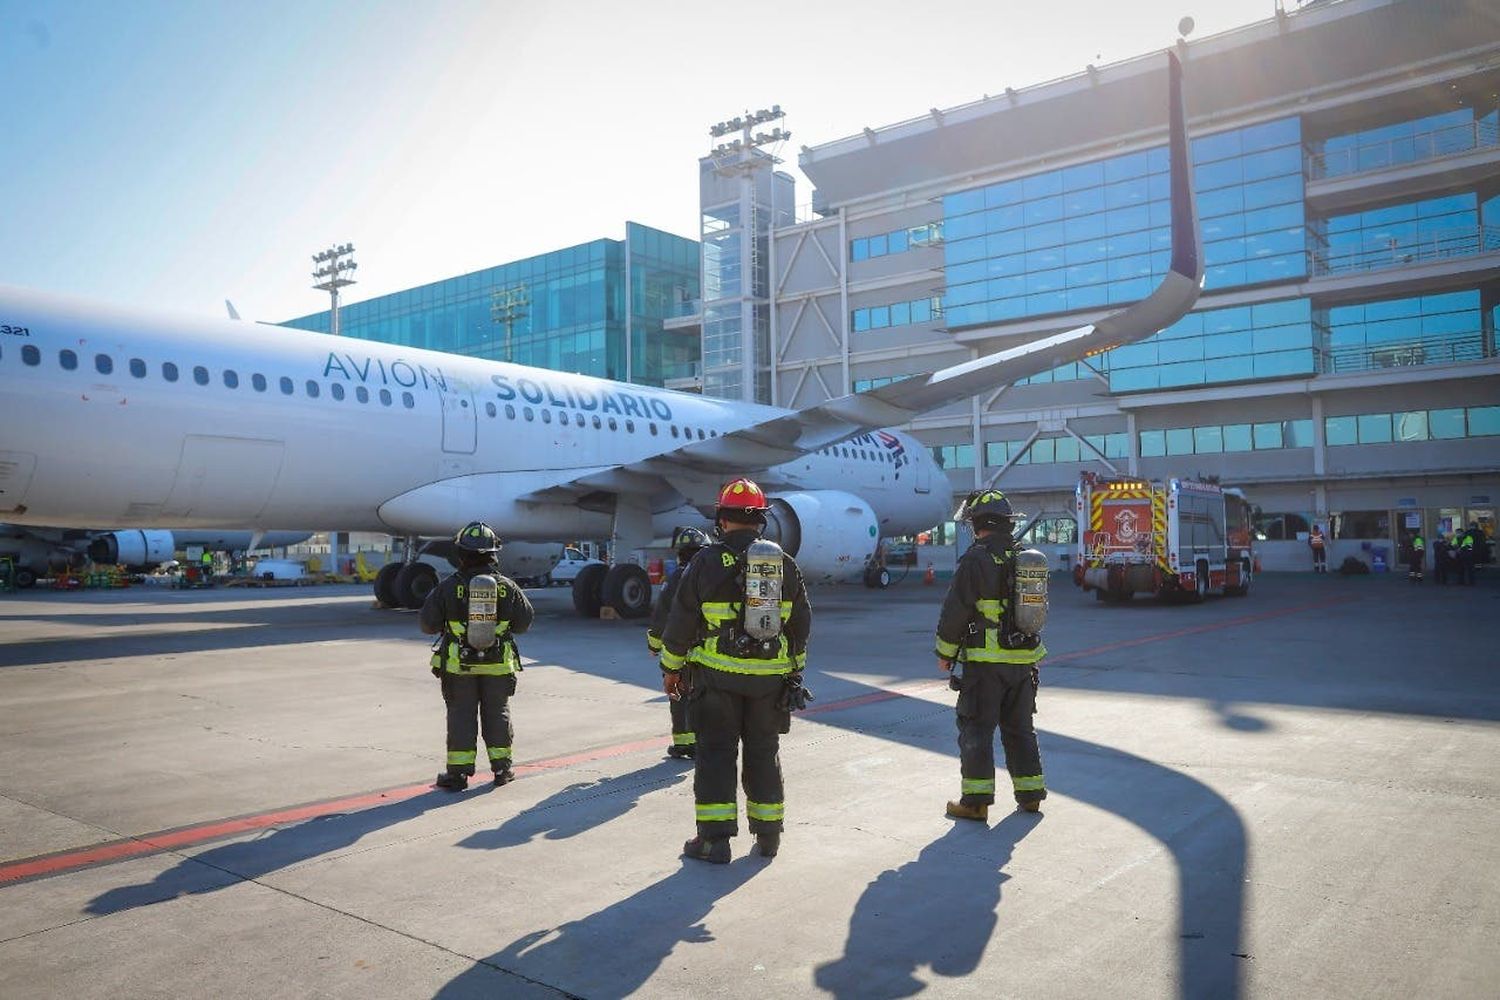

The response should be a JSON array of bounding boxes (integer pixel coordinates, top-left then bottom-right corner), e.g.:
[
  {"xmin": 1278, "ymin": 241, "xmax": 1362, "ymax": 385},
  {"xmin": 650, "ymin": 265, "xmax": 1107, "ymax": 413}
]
[{"xmin": 520, "ymin": 52, "xmax": 1201, "ymax": 506}]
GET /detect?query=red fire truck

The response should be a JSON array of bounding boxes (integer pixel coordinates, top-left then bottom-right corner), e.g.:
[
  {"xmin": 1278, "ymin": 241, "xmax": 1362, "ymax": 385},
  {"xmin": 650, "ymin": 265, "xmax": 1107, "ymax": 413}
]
[{"xmin": 1073, "ymin": 472, "xmax": 1254, "ymax": 603}]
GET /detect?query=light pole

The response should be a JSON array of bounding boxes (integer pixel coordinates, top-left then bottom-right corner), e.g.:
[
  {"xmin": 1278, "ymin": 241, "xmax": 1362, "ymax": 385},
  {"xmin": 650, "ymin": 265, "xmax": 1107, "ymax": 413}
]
[
  {"xmin": 490, "ymin": 284, "xmax": 530, "ymax": 363},
  {"xmin": 312, "ymin": 243, "xmax": 358, "ymax": 337}
]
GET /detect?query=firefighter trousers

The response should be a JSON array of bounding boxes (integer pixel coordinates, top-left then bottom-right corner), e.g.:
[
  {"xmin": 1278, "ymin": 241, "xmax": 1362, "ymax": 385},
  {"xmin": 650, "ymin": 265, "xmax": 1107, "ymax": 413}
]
[
  {"xmin": 441, "ymin": 672, "xmax": 516, "ymax": 774},
  {"xmin": 690, "ymin": 669, "xmax": 785, "ymax": 838},
  {"xmin": 955, "ymin": 662, "xmax": 1045, "ymax": 806}
]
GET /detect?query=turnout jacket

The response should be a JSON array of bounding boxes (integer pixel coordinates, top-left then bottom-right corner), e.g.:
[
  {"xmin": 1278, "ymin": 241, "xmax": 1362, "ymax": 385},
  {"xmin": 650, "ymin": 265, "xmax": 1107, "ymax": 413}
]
[
  {"xmin": 934, "ymin": 533, "xmax": 1046, "ymax": 665},
  {"xmin": 420, "ymin": 563, "xmax": 534, "ymax": 675},
  {"xmin": 646, "ymin": 556, "xmax": 694, "ymax": 654},
  {"xmin": 659, "ymin": 529, "xmax": 812, "ymax": 676}
]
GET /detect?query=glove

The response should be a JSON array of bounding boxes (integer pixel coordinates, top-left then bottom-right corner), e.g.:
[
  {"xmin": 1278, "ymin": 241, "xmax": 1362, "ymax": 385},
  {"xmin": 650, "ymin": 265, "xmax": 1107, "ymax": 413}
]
[
  {"xmin": 663, "ymin": 670, "xmax": 685, "ymax": 700},
  {"xmin": 777, "ymin": 672, "xmax": 815, "ymax": 712}
]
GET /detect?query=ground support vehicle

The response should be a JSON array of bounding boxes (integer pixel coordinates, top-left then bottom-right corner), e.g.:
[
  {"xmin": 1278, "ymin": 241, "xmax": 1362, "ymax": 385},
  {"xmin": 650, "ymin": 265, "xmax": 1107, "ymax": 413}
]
[{"xmin": 1073, "ymin": 473, "xmax": 1253, "ymax": 603}]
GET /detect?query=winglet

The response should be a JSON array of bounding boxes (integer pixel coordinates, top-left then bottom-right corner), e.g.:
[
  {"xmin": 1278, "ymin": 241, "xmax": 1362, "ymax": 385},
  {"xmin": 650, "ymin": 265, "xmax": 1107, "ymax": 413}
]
[
  {"xmin": 1167, "ymin": 51, "xmax": 1202, "ymax": 284},
  {"xmin": 225, "ymin": 299, "xmax": 242, "ymax": 321}
]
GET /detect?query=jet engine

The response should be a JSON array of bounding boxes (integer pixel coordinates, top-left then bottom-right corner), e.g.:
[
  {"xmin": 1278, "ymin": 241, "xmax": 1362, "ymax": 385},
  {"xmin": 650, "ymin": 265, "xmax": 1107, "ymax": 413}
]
[
  {"xmin": 88, "ymin": 530, "xmax": 176, "ymax": 570},
  {"xmin": 763, "ymin": 491, "xmax": 880, "ymax": 583}
]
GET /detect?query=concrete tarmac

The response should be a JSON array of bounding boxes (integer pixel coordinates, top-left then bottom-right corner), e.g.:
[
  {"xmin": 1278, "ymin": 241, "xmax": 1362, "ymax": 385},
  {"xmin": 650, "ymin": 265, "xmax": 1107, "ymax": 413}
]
[{"xmin": 1, "ymin": 571, "xmax": 1497, "ymax": 999}]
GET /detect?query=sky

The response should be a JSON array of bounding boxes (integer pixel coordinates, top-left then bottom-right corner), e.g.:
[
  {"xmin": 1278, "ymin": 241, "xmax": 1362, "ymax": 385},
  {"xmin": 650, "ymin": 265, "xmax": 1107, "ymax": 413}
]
[{"xmin": 2, "ymin": 0, "xmax": 1284, "ymax": 323}]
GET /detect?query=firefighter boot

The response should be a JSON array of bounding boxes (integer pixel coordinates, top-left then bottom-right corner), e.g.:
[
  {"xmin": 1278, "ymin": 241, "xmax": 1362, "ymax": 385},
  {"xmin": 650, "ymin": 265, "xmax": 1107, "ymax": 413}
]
[
  {"xmin": 755, "ymin": 832, "xmax": 780, "ymax": 858},
  {"xmin": 682, "ymin": 836, "xmax": 731, "ymax": 865},
  {"xmin": 667, "ymin": 744, "xmax": 695, "ymax": 760},
  {"xmin": 435, "ymin": 771, "xmax": 468, "ymax": 792},
  {"xmin": 945, "ymin": 800, "xmax": 989, "ymax": 822},
  {"xmin": 492, "ymin": 765, "xmax": 515, "ymax": 787},
  {"xmin": 1018, "ymin": 800, "xmax": 1042, "ymax": 814}
]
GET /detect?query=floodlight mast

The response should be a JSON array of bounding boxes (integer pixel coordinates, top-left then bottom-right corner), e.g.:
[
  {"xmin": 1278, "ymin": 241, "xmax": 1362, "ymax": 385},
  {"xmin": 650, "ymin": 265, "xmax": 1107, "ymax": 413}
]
[
  {"xmin": 311, "ymin": 243, "xmax": 358, "ymax": 337},
  {"xmin": 490, "ymin": 284, "xmax": 530, "ymax": 363}
]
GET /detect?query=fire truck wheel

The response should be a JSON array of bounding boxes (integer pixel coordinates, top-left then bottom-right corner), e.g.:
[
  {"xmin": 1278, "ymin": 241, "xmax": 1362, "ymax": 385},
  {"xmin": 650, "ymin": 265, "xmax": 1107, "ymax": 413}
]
[
  {"xmin": 1225, "ymin": 559, "xmax": 1251, "ymax": 597},
  {"xmin": 1191, "ymin": 562, "xmax": 1209, "ymax": 603}
]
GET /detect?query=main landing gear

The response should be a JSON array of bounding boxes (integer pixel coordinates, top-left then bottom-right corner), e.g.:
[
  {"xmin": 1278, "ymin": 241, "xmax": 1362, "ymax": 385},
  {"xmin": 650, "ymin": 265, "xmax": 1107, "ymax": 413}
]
[{"xmin": 572, "ymin": 563, "xmax": 651, "ymax": 619}]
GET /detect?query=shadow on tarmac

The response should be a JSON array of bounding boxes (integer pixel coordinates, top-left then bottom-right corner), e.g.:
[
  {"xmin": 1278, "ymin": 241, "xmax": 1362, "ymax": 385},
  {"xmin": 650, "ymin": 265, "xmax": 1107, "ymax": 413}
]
[
  {"xmin": 815, "ymin": 812, "xmax": 1039, "ymax": 999},
  {"xmin": 84, "ymin": 787, "xmax": 484, "ymax": 916},
  {"xmin": 433, "ymin": 857, "xmax": 763, "ymax": 999},
  {"xmin": 457, "ymin": 760, "xmax": 690, "ymax": 851}
]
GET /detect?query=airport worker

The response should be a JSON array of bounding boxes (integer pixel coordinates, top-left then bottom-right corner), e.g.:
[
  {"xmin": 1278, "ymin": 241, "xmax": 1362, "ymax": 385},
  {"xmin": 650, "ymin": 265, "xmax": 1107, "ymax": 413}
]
[
  {"xmin": 200, "ymin": 549, "xmax": 214, "ymax": 577},
  {"xmin": 1433, "ymin": 533, "xmax": 1452, "ymax": 586},
  {"xmin": 420, "ymin": 521, "xmax": 534, "ymax": 791},
  {"xmin": 936, "ymin": 489, "xmax": 1047, "ymax": 821},
  {"xmin": 1406, "ymin": 531, "xmax": 1425, "ymax": 583},
  {"xmin": 1457, "ymin": 525, "xmax": 1477, "ymax": 585},
  {"xmin": 660, "ymin": 477, "xmax": 812, "ymax": 864},
  {"xmin": 1308, "ymin": 524, "xmax": 1328, "ymax": 573},
  {"xmin": 647, "ymin": 525, "xmax": 711, "ymax": 759}
]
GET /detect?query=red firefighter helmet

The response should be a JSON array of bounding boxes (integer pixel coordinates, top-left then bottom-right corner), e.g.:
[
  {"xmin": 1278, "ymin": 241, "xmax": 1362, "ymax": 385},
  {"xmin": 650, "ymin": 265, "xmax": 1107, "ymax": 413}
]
[{"xmin": 716, "ymin": 477, "xmax": 769, "ymax": 521}]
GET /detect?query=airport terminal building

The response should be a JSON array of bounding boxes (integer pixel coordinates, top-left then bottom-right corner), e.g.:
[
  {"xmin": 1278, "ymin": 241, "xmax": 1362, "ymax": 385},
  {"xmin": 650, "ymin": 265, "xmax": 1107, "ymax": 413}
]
[
  {"xmin": 284, "ymin": 222, "xmax": 699, "ymax": 388},
  {"xmin": 672, "ymin": 0, "xmax": 1500, "ymax": 568}
]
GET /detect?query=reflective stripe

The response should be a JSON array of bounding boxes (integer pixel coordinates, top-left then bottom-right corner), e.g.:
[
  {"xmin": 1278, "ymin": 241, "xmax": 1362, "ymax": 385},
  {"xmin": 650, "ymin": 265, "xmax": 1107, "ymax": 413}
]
[
  {"xmin": 486, "ymin": 746, "xmax": 512, "ymax": 761},
  {"xmin": 695, "ymin": 802, "xmax": 737, "ymax": 822},
  {"xmin": 660, "ymin": 649, "xmax": 687, "ymax": 671},
  {"xmin": 693, "ymin": 645, "xmax": 795, "ymax": 675},
  {"xmin": 962, "ymin": 778, "xmax": 995, "ymax": 794},
  {"xmin": 746, "ymin": 800, "xmax": 784, "ymax": 822},
  {"xmin": 447, "ymin": 750, "xmax": 477, "ymax": 766},
  {"xmin": 935, "ymin": 637, "xmax": 960, "ymax": 658},
  {"xmin": 673, "ymin": 732, "xmax": 696, "ymax": 746},
  {"xmin": 1012, "ymin": 774, "xmax": 1045, "ymax": 792},
  {"xmin": 965, "ymin": 643, "xmax": 1047, "ymax": 665},
  {"xmin": 646, "ymin": 633, "xmax": 663, "ymax": 652},
  {"xmin": 447, "ymin": 620, "xmax": 466, "ymax": 636}
]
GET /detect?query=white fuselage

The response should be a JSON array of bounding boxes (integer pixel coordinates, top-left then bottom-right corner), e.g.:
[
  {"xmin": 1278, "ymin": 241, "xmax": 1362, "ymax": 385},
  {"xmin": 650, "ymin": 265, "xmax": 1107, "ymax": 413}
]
[{"xmin": 0, "ymin": 286, "xmax": 950, "ymax": 541}]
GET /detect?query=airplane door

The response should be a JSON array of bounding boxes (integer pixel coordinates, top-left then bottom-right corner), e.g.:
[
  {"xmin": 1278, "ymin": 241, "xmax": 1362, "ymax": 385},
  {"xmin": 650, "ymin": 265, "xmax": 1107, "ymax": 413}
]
[
  {"xmin": 915, "ymin": 454, "xmax": 932, "ymax": 494},
  {"xmin": 441, "ymin": 388, "xmax": 477, "ymax": 454},
  {"xmin": 0, "ymin": 451, "xmax": 36, "ymax": 513}
]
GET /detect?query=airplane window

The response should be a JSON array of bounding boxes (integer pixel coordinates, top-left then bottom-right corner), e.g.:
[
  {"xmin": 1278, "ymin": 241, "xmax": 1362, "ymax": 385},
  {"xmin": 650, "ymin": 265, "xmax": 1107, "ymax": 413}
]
[
  {"xmin": 379, "ymin": 388, "xmax": 392, "ymax": 406},
  {"xmin": 252, "ymin": 373, "xmax": 267, "ymax": 392},
  {"xmin": 164, "ymin": 362, "xmax": 179, "ymax": 382},
  {"xmin": 355, "ymin": 385, "xmax": 368, "ymax": 403},
  {"xmin": 95, "ymin": 354, "xmax": 113, "ymax": 375},
  {"xmin": 22, "ymin": 344, "xmax": 40, "ymax": 366},
  {"xmin": 680, "ymin": 426, "xmax": 689, "ymax": 438},
  {"xmin": 505, "ymin": 404, "xmax": 515, "ymax": 419},
  {"xmin": 608, "ymin": 417, "xmax": 618, "ymax": 431},
  {"xmin": 60, "ymin": 349, "xmax": 78, "ymax": 370},
  {"xmin": 711, "ymin": 430, "xmax": 718, "ymax": 437},
  {"xmin": 485, "ymin": 401, "xmax": 496, "ymax": 418},
  {"xmin": 697, "ymin": 428, "xmax": 705, "ymax": 440},
  {"xmin": 625, "ymin": 420, "xmax": 635, "ymax": 433},
  {"xmin": 401, "ymin": 391, "xmax": 415, "ymax": 409},
  {"xmin": 524, "ymin": 407, "xmax": 534, "ymax": 421},
  {"xmin": 193, "ymin": 366, "xmax": 209, "ymax": 386},
  {"xmin": 542, "ymin": 409, "xmax": 552, "ymax": 424},
  {"xmin": 306, "ymin": 380, "xmax": 320, "ymax": 398},
  {"xmin": 129, "ymin": 358, "xmax": 146, "ymax": 378},
  {"xmin": 574, "ymin": 413, "xmax": 585, "ymax": 427},
  {"xmin": 649, "ymin": 423, "xmax": 658, "ymax": 436},
  {"xmin": 671, "ymin": 426, "xmax": 679, "ymax": 438},
  {"xmin": 223, "ymin": 370, "xmax": 239, "ymax": 389},
  {"xmin": 279, "ymin": 376, "xmax": 293, "ymax": 395},
  {"xmin": 330, "ymin": 382, "xmax": 344, "ymax": 401},
  {"xmin": 592, "ymin": 415, "xmax": 601, "ymax": 429}
]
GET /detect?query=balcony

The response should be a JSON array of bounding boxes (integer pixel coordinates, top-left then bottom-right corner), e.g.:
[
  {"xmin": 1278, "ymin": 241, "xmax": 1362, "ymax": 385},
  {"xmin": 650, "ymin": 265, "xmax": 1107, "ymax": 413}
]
[
  {"xmin": 1322, "ymin": 332, "xmax": 1490, "ymax": 376},
  {"xmin": 1310, "ymin": 225, "xmax": 1500, "ymax": 277},
  {"xmin": 662, "ymin": 298, "xmax": 703, "ymax": 332},
  {"xmin": 1305, "ymin": 120, "xmax": 1500, "ymax": 213}
]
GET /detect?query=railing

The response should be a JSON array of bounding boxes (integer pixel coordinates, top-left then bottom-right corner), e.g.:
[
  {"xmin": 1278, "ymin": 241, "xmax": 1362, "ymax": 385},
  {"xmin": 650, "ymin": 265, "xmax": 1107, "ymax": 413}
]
[
  {"xmin": 1309, "ymin": 225, "xmax": 1500, "ymax": 276},
  {"xmin": 665, "ymin": 298, "xmax": 703, "ymax": 319},
  {"xmin": 1322, "ymin": 332, "xmax": 1490, "ymax": 375},
  {"xmin": 1308, "ymin": 119, "xmax": 1500, "ymax": 180}
]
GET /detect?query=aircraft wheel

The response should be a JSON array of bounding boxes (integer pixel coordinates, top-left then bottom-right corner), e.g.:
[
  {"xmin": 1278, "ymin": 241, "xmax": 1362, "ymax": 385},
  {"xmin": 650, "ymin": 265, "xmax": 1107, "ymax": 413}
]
[
  {"xmin": 573, "ymin": 563, "xmax": 608, "ymax": 617},
  {"xmin": 602, "ymin": 563, "xmax": 652, "ymax": 619},
  {"xmin": 874, "ymin": 567, "xmax": 891, "ymax": 589},
  {"xmin": 14, "ymin": 567, "xmax": 37, "ymax": 589},
  {"xmin": 396, "ymin": 562, "xmax": 438, "ymax": 610},
  {"xmin": 374, "ymin": 562, "xmax": 403, "ymax": 607}
]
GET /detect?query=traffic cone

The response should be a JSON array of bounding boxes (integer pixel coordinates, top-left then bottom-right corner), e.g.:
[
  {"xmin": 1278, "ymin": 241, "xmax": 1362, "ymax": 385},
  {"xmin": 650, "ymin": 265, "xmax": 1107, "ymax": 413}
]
[{"xmin": 923, "ymin": 564, "xmax": 936, "ymax": 585}]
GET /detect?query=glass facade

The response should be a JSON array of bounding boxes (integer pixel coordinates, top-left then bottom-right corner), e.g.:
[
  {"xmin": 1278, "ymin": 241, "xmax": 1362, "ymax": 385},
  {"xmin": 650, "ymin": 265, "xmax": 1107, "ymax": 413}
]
[
  {"xmin": 1109, "ymin": 298, "xmax": 1315, "ymax": 392},
  {"xmin": 283, "ymin": 223, "xmax": 698, "ymax": 387},
  {"xmin": 941, "ymin": 117, "xmax": 1305, "ymax": 330},
  {"xmin": 1320, "ymin": 290, "xmax": 1488, "ymax": 374},
  {"xmin": 1325, "ymin": 405, "xmax": 1499, "ymax": 445},
  {"xmin": 1139, "ymin": 419, "xmax": 1313, "ymax": 457},
  {"xmin": 850, "ymin": 222, "xmax": 943, "ymax": 261},
  {"xmin": 1311, "ymin": 193, "xmax": 1483, "ymax": 275},
  {"xmin": 1314, "ymin": 108, "xmax": 1499, "ymax": 179},
  {"xmin": 852, "ymin": 295, "xmax": 942, "ymax": 333},
  {"xmin": 986, "ymin": 433, "xmax": 1129, "ymax": 466}
]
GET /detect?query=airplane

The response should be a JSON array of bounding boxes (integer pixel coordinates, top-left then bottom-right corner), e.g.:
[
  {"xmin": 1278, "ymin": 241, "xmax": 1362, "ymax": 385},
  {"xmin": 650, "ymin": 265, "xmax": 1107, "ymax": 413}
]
[{"xmin": 0, "ymin": 53, "xmax": 1200, "ymax": 619}]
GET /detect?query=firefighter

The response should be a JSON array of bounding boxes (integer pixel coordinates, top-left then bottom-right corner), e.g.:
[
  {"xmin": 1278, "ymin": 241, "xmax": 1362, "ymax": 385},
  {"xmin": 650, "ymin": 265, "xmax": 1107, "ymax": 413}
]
[
  {"xmin": 936, "ymin": 490, "xmax": 1047, "ymax": 821},
  {"xmin": 660, "ymin": 478, "xmax": 812, "ymax": 863},
  {"xmin": 647, "ymin": 525, "xmax": 710, "ymax": 759},
  {"xmin": 1457, "ymin": 525, "xmax": 1477, "ymax": 585},
  {"xmin": 1308, "ymin": 524, "xmax": 1328, "ymax": 573},
  {"xmin": 420, "ymin": 522, "xmax": 534, "ymax": 791}
]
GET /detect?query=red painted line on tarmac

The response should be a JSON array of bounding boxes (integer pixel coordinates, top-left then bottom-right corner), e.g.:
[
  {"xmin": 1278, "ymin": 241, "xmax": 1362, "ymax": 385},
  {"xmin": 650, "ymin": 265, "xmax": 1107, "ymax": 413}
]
[{"xmin": 0, "ymin": 595, "xmax": 1346, "ymax": 886}]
